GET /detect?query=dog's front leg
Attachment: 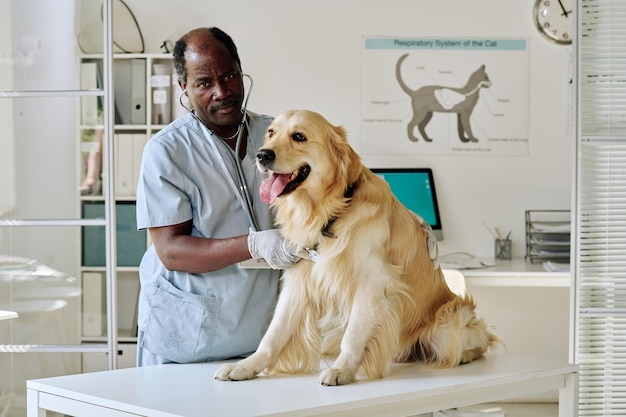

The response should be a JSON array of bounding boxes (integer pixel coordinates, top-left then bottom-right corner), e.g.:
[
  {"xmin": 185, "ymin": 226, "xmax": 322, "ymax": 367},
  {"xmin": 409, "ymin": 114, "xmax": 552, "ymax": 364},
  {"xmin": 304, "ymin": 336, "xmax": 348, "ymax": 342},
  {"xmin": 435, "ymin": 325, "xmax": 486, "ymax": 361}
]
[
  {"xmin": 319, "ymin": 284, "xmax": 382, "ymax": 386},
  {"xmin": 214, "ymin": 272, "xmax": 306, "ymax": 381}
]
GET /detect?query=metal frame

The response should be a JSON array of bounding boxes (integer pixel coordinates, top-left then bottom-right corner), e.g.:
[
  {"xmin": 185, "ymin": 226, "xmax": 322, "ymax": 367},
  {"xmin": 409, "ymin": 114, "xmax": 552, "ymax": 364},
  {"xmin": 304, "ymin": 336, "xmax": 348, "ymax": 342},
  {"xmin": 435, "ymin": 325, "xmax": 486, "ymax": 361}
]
[{"xmin": 0, "ymin": 0, "xmax": 118, "ymax": 370}]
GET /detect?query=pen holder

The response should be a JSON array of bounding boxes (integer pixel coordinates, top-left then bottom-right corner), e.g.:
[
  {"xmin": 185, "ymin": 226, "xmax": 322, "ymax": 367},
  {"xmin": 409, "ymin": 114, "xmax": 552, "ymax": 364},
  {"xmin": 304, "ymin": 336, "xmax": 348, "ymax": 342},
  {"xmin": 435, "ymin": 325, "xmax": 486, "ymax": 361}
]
[{"xmin": 495, "ymin": 239, "xmax": 512, "ymax": 260}]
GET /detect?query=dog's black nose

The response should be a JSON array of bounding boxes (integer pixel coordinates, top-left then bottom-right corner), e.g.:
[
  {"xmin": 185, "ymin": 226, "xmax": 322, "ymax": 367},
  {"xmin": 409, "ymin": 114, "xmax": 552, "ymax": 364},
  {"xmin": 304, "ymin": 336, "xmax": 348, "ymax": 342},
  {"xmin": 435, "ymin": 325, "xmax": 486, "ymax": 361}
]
[{"xmin": 256, "ymin": 148, "xmax": 275, "ymax": 165}]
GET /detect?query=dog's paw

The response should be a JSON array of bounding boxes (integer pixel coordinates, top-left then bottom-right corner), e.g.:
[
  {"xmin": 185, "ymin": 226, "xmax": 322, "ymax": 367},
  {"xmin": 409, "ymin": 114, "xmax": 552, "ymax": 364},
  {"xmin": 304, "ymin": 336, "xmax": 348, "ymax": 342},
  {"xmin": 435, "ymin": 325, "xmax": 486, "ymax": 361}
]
[
  {"xmin": 319, "ymin": 368, "xmax": 355, "ymax": 386},
  {"xmin": 214, "ymin": 363, "xmax": 258, "ymax": 381}
]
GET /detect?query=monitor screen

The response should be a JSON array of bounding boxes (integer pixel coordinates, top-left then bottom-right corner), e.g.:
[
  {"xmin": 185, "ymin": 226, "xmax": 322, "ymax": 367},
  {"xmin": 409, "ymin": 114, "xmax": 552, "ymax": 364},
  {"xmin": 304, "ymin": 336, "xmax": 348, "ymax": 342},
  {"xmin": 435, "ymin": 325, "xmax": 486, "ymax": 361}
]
[{"xmin": 370, "ymin": 168, "xmax": 443, "ymax": 240}]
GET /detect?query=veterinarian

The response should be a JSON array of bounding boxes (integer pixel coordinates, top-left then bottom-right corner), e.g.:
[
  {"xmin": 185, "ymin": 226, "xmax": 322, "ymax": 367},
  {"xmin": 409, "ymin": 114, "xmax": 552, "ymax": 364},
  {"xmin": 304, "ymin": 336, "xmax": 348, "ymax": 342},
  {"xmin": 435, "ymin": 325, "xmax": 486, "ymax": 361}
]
[
  {"xmin": 135, "ymin": 27, "xmax": 300, "ymax": 366},
  {"xmin": 134, "ymin": 27, "xmax": 440, "ymax": 367}
]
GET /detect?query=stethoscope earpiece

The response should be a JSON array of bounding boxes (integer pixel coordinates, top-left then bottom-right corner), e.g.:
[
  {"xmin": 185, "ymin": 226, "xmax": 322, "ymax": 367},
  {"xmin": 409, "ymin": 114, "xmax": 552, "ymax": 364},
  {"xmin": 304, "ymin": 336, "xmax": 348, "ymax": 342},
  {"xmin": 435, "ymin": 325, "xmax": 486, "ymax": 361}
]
[{"xmin": 178, "ymin": 89, "xmax": 192, "ymax": 112}]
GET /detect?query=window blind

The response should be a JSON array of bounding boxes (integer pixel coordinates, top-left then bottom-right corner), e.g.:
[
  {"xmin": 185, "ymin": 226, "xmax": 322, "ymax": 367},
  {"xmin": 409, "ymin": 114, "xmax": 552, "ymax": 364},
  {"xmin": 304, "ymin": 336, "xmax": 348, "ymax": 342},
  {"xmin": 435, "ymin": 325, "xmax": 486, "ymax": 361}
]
[
  {"xmin": 579, "ymin": 0, "xmax": 626, "ymax": 136},
  {"xmin": 575, "ymin": 1, "xmax": 626, "ymax": 416}
]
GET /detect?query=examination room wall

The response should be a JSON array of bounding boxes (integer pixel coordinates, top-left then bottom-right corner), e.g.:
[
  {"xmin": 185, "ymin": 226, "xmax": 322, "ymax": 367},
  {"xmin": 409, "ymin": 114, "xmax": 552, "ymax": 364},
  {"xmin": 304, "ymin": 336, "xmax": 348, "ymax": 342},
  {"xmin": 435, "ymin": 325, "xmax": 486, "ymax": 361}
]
[{"xmin": 126, "ymin": 0, "xmax": 572, "ymax": 260}]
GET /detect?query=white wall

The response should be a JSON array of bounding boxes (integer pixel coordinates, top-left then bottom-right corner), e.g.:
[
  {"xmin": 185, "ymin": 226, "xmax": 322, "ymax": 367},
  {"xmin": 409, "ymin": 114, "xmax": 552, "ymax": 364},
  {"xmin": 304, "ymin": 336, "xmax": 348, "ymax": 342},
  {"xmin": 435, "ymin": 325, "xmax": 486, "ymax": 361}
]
[{"xmin": 124, "ymin": 0, "xmax": 573, "ymax": 259}]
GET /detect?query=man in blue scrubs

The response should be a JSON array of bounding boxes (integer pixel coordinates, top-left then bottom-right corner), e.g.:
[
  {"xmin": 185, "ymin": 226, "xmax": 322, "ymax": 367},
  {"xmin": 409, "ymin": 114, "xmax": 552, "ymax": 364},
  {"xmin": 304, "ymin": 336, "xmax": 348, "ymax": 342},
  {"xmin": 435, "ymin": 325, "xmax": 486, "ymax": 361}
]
[{"xmin": 135, "ymin": 27, "xmax": 299, "ymax": 366}]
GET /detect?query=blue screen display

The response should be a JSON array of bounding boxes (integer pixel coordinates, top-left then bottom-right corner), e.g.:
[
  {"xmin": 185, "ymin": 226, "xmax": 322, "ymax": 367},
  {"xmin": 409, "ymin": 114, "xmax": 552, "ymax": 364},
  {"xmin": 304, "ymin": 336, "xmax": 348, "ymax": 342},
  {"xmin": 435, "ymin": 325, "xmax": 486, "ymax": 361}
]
[{"xmin": 372, "ymin": 169, "xmax": 441, "ymax": 229}]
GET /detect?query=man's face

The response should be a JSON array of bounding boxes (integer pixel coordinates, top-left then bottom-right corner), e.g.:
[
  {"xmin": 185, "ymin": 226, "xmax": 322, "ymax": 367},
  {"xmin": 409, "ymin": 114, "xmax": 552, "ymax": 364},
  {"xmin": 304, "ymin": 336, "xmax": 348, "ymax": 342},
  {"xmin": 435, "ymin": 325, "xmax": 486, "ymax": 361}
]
[{"xmin": 182, "ymin": 37, "xmax": 244, "ymax": 133}]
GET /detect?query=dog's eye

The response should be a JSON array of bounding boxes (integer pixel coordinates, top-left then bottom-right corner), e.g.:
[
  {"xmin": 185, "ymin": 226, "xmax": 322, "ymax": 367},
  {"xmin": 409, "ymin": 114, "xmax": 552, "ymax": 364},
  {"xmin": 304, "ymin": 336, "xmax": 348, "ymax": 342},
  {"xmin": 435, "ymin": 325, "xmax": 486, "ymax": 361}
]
[
  {"xmin": 292, "ymin": 133, "xmax": 306, "ymax": 142},
  {"xmin": 267, "ymin": 129, "xmax": 274, "ymax": 138}
]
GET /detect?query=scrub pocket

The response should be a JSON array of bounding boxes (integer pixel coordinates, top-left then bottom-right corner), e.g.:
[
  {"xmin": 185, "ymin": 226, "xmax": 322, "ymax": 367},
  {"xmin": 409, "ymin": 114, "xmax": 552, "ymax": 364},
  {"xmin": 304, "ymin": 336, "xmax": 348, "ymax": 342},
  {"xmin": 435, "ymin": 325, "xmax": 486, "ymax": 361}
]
[{"xmin": 143, "ymin": 275, "xmax": 221, "ymax": 363}]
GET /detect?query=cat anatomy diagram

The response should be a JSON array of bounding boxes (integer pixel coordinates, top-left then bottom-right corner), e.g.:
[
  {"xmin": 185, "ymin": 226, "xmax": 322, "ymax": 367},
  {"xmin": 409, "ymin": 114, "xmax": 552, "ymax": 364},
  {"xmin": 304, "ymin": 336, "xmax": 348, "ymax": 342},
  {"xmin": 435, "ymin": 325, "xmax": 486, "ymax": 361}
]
[
  {"xmin": 396, "ymin": 53, "xmax": 492, "ymax": 143},
  {"xmin": 361, "ymin": 37, "xmax": 529, "ymax": 156}
]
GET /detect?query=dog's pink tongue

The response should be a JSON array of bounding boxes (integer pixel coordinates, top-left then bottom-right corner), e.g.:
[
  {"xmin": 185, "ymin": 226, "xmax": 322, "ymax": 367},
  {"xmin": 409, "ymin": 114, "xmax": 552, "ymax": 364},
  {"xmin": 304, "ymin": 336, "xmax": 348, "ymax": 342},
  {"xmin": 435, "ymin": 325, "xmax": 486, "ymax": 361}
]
[{"xmin": 260, "ymin": 173, "xmax": 291, "ymax": 204}]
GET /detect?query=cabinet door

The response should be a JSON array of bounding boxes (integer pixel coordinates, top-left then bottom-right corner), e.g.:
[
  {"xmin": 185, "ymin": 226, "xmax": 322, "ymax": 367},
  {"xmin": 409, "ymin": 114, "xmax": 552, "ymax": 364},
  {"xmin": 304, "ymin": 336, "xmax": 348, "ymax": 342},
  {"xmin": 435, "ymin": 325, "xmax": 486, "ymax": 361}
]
[{"xmin": 0, "ymin": 0, "xmax": 116, "ymax": 407}]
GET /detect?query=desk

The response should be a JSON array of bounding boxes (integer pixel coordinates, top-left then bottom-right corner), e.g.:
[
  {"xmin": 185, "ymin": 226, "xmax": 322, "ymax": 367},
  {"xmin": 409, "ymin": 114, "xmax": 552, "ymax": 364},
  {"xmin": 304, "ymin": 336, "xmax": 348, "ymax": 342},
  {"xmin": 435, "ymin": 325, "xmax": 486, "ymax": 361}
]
[
  {"xmin": 27, "ymin": 353, "xmax": 578, "ymax": 417},
  {"xmin": 463, "ymin": 258, "xmax": 570, "ymax": 288},
  {"xmin": 462, "ymin": 259, "xmax": 571, "ymax": 393}
]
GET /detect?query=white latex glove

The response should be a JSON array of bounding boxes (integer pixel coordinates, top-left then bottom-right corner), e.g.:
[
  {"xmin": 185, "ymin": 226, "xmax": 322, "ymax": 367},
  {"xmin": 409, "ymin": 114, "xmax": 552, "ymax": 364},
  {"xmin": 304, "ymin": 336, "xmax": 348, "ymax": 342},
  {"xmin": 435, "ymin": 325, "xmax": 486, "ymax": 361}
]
[
  {"xmin": 247, "ymin": 229, "xmax": 300, "ymax": 270},
  {"xmin": 411, "ymin": 212, "xmax": 440, "ymax": 270}
]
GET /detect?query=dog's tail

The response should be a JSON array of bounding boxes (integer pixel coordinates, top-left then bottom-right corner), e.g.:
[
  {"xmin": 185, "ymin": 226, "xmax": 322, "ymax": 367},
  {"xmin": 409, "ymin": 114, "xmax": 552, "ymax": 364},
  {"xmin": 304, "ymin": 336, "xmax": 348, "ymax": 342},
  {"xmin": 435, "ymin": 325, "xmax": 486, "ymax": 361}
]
[{"xmin": 407, "ymin": 295, "xmax": 503, "ymax": 367}]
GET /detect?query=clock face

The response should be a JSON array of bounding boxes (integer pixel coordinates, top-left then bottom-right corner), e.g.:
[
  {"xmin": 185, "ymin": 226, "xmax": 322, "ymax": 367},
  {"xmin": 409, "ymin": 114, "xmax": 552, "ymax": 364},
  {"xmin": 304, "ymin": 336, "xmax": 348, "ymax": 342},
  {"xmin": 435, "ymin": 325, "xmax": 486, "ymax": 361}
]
[{"xmin": 534, "ymin": 0, "xmax": 574, "ymax": 45}]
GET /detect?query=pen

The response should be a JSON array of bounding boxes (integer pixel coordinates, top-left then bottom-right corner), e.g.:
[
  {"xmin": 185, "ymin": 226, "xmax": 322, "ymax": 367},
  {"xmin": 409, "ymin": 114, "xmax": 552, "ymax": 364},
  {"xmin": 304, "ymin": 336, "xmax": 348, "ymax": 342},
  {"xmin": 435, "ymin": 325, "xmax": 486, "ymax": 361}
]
[{"xmin": 483, "ymin": 222, "xmax": 498, "ymax": 239}]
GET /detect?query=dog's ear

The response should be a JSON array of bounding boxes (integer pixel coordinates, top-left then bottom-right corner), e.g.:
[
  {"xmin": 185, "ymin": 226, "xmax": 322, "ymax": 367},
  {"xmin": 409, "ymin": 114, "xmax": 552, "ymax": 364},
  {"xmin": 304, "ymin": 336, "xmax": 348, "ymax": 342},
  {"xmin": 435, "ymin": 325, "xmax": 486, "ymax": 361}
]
[
  {"xmin": 344, "ymin": 143, "xmax": 362, "ymax": 186},
  {"xmin": 327, "ymin": 124, "xmax": 362, "ymax": 187}
]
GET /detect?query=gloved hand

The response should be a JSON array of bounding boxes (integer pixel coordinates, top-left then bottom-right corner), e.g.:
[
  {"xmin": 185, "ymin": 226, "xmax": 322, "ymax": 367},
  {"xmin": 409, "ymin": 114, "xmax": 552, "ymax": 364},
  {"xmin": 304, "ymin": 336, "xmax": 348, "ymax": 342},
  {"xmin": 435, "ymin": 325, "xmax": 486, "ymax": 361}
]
[
  {"xmin": 411, "ymin": 212, "xmax": 440, "ymax": 270},
  {"xmin": 247, "ymin": 229, "xmax": 300, "ymax": 270}
]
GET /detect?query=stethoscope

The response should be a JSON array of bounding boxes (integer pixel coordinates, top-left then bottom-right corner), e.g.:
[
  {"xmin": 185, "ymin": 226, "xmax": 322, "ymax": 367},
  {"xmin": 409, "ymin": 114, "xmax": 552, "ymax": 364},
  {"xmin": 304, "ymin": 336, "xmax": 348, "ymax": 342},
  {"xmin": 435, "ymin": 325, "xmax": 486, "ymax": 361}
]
[{"xmin": 178, "ymin": 73, "xmax": 260, "ymax": 231}]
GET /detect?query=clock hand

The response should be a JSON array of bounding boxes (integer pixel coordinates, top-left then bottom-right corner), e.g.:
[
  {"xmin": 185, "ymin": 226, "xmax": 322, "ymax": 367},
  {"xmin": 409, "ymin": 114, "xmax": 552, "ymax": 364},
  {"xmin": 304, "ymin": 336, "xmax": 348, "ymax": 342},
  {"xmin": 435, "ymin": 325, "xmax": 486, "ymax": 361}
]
[{"xmin": 557, "ymin": 0, "xmax": 571, "ymax": 17}]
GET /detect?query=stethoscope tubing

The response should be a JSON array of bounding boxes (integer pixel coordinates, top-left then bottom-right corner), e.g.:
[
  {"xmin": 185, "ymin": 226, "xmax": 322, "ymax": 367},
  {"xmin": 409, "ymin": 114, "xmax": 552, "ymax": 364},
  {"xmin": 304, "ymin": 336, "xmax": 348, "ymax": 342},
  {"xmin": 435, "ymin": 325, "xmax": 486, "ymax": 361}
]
[
  {"xmin": 233, "ymin": 74, "xmax": 259, "ymax": 231},
  {"xmin": 178, "ymin": 73, "xmax": 261, "ymax": 231}
]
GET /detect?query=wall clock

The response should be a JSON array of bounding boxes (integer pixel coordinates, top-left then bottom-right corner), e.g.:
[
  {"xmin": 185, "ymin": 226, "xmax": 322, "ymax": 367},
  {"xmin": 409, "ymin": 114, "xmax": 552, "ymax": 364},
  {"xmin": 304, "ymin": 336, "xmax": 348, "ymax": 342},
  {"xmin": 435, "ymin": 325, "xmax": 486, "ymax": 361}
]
[{"xmin": 533, "ymin": 0, "xmax": 574, "ymax": 45}]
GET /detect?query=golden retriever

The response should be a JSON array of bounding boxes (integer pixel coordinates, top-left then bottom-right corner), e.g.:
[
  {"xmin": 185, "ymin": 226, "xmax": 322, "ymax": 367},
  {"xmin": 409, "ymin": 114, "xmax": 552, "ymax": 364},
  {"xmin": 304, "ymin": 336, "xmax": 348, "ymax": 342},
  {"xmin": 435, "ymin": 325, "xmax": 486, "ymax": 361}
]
[{"xmin": 215, "ymin": 110, "xmax": 500, "ymax": 386}]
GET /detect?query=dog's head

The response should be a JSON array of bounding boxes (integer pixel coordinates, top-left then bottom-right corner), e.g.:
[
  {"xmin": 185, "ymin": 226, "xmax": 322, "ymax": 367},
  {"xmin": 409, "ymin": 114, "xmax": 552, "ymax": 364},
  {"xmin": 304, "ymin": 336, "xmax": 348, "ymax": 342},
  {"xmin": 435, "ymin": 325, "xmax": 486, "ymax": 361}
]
[{"xmin": 257, "ymin": 110, "xmax": 361, "ymax": 205}]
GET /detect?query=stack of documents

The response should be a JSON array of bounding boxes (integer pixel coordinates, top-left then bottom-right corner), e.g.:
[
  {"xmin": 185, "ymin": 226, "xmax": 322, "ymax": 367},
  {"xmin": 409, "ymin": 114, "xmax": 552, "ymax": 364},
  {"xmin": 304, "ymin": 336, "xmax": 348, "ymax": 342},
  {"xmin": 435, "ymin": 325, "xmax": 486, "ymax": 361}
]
[{"xmin": 525, "ymin": 210, "xmax": 571, "ymax": 264}]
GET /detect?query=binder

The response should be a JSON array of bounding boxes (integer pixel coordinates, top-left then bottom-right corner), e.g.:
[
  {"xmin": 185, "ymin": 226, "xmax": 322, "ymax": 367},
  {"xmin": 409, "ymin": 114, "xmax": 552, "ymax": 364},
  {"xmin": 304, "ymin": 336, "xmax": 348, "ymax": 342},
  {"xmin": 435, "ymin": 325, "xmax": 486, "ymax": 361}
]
[
  {"xmin": 114, "ymin": 58, "xmax": 146, "ymax": 125},
  {"xmin": 82, "ymin": 202, "xmax": 147, "ymax": 267},
  {"xmin": 132, "ymin": 134, "xmax": 148, "ymax": 195},
  {"xmin": 82, "ymin": 202, "xmax": 106, "ymax": 266},
  {"xmin": 116, "ymin": 202, "xmax": 147, "ymax": 266},
  {"xmin": 151, "ymin": 63, "xmax": 172, "ymax": 124},
  {"xmin": 80, "ymin": 62, "xmax": 99, "ymax": 125},
  {"xmin": 115, "ymin": 133, "xmax": 146, "ymax": 197},
  {"xmin": 82, "ymin": 271, "xmax": 105, "ymax": 337},
  {"xmin": 114, "ymin": 133, "xmax": 135, "ymax": 197},
  {"xmin": 114, "ymin": 60, "xmax": 132, "ymax": 124},
  {"xmin": 131, "ymin": 59, "xmax": 147, "ymax": 124}
]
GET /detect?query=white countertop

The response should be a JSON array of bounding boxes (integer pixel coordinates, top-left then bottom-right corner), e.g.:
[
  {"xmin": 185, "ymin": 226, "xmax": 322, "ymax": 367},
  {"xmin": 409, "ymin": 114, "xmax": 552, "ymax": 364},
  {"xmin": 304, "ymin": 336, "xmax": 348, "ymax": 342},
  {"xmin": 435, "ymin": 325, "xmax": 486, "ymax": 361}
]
[
  {"xmin": 461, "ymin": 258, "xmax": 570, "ymax": 287},
  {"xmin": 27, "ymin": 353, "xmax": 577, "ymax": 417}
]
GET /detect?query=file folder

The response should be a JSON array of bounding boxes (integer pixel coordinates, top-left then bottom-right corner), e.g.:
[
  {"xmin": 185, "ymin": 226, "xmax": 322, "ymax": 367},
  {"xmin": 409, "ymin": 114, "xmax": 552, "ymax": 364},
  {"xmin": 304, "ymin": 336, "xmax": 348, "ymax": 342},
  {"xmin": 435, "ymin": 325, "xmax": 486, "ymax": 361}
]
[
  {"xmin": 131, "ymin": 59, "xmax": 146, "ymax": 124},
  {"xmin": 114, "ymin": 58, "xmax": 146, "ymax": 125}
]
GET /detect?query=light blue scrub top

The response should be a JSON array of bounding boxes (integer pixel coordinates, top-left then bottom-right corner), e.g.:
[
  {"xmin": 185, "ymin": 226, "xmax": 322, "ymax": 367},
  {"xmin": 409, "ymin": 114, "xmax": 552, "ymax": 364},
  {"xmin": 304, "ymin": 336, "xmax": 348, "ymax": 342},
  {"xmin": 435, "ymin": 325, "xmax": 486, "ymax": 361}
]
[{"xmin": 135, "ymin": 111, "xmax": 280, "ymax": 364}]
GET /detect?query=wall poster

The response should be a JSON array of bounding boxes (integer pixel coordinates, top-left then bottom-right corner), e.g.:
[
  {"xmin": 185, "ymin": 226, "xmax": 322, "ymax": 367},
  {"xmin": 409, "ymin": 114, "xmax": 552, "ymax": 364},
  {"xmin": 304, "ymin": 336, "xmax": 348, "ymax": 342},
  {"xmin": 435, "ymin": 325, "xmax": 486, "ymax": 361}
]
[{"xmin": 361, "ymin": 37, "xmax": 529, "ymax": 156}]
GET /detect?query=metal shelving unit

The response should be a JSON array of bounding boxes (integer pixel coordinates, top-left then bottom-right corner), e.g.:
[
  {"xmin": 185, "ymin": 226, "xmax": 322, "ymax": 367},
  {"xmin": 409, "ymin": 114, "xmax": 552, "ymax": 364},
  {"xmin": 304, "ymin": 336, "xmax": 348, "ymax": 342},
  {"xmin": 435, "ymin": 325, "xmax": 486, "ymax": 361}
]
[{"xmin": 0, "ymin": 2, "xmax": 117, "ymax": 414}]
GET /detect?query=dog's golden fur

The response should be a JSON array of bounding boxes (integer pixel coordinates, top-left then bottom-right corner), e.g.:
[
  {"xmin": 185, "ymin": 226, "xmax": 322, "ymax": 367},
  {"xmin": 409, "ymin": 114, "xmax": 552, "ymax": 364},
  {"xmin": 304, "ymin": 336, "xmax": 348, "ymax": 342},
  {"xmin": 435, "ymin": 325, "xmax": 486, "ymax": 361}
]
[{"xmin": 215, "ymin": 110, "xmax": 500, "ymax": 385}]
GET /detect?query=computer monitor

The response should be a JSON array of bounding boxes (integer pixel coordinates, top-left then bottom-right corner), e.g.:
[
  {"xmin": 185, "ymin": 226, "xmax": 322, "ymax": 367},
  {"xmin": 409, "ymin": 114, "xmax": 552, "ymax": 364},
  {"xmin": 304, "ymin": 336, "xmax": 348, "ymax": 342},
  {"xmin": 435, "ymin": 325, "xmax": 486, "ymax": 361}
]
[{"xmin": 370, "ymin": 168, "xmax": 443, "ymax": 241}]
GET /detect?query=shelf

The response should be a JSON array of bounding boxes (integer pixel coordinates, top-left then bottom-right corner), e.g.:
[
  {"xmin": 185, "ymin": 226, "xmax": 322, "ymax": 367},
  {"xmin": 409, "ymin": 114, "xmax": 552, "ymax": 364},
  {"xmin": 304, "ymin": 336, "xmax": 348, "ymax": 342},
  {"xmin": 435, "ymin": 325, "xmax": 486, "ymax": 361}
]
[
  {"xmin": 82, "ymin": 332, "xmax": 136, "ymax": 344},
  {"xmin": 77, "ymin": 53, "xmax": 176, "ymax": 355},
  {"xmin": 80, "ymin": 266, "xmax": 139, "ymax": 272},
  {"xmin": 0, "ymin": 89, "xmax": 104, "ymax": 98},
  {"xmin": 0, "ymin": 218, "xmax": 106, "ymax": 227}
]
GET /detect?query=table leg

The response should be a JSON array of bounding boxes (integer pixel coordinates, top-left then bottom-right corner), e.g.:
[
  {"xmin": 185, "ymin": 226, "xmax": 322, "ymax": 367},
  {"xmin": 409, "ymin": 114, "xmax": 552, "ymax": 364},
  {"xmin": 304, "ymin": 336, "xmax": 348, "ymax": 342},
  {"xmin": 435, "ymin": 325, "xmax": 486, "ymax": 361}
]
[
  {"xmin": 559, "ymin": 371, "xmax": 579, "ymax": 417},
  {"xmin": 26, "ymin": 389, "xmax": 47, "ymax": 417}
]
